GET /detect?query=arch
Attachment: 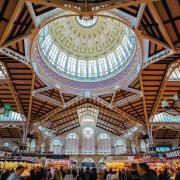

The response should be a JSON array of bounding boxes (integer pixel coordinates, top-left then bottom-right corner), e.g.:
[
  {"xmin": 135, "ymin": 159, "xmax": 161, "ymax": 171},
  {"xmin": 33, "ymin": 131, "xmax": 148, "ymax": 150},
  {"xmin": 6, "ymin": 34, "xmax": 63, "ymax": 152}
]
[
  {"xmin": 82, "ymin": 158, "xmax": 94, "ymax": 163},
  {"xmin": 114, "ymin": 139, "xmax": 127, "ymax": 154},
  {"xmin": 98, "ymin": 133, "xmax": 110, "ymax": 140},
  {"xmin": 2, "ymin": 142, "xmax": 10, "ymax": 148},
  {"xmin": 81, "ymin": 158, "xmax": 95, "ymax": 168},
  {"xmin": 66, "ymin": 133, "xmax": 79, "ymax": 140},
  {"xmin": 53, "ymin": 139, "xmax": 62, "ymax": 154},
  {"xmin": 65, "ymin": 133, "xmax": 79, "ymax": 154},
  {"xmin": 29, "ymin": 139, "xmax": 36, "ymax": 152},
  {"xmin": 98, "ymin": 133, "xmax": 111, "ymax": 154},
  {"xmin": 99, "ymin": 158, "xmax": 105, "ymax": 165},
  {"xmin": 82, "ymin": 127, "xmax": 95, "ymax": 154},
  {"xmin": 140, "ymin": 140, "xmax": 146, "ymax": 152}
]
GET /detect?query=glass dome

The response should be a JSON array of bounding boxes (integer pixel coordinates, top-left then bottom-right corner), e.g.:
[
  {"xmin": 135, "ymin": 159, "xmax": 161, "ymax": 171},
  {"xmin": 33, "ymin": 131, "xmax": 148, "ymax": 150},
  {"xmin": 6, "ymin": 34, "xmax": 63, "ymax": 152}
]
[
  {"xmin": 38, "ymin": 16, "xmax": 135, "ymax": 82},
  {"xmin": 32, "ymin": 12, "xmax": 142, "ymax": 96}
]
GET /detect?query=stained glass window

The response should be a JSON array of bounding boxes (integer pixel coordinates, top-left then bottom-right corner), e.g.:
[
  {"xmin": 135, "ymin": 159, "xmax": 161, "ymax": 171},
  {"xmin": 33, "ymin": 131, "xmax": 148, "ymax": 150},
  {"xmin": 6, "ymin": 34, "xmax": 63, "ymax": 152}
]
[
  {"xmin": 77, "ymin": 60, "xmax": 87, "ymax": 77},
  {"xmin": 57, "ymin": 52, "xmax": 67, "ymax": 71},
  {"xmin": 67, "ymin": 57, "xmax": 77, "ymax": 75},
  {"xmin": 65, "ymin": 133, "xmax": 79, "ymax": 154},
  {"xmin": 82, "ymin": 127, "xmax": 95, "ymax": 154},
  {"xmin": 53, "ymin": 139, "xmax": 62, "ymax": 154},
  {"xmin": 98, "ymin": 133, "xmax": 111, "ymax": 154},
  {"xmin": 114, "ymin": 140, "xmax": 127, "ymax": 154}
]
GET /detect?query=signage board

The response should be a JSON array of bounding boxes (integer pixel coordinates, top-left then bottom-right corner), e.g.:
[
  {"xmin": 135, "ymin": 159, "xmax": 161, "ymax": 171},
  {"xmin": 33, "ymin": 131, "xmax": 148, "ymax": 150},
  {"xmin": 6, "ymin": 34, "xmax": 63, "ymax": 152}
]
[{"xmin": 165, "ymin": 148, "xmax": 180, "ymax": 159}]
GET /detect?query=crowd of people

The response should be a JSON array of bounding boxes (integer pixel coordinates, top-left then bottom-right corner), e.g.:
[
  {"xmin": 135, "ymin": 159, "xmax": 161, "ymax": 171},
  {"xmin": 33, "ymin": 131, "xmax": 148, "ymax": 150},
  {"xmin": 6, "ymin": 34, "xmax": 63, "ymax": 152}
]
[{"xmin": 0, "ymin": 163, "xmax": 179, "ymax": 180}]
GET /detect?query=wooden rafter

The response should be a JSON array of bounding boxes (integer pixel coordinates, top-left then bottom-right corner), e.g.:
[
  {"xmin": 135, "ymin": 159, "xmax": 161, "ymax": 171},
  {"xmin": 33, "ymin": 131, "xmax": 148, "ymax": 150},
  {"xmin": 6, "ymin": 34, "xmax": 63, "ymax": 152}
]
[
  {"xmin": 147, "ymin": 0, "xmax": 175, "ymax": 50},
  {"xmin": 141, "ymin": 33, "xmax": 171, "ymax": 50},
  {"xmin": 2, "ymin": 32, "xmax": 33, "ymax": 48},
  {"xmin": 25, "ymin": 2, "xmax": 38, "ymax": 28},
  {"xmin": 39, "ymin": 96, "xmax": 84, "ymax": 122},
  {"xmin": 25, "ymin": 0, "xmax": 146, "ymax": 16},
  {"xmin": 23, "ymin": 73, "xmax": 35, "ymax": 143},
  {"xmin": 135, "ymin": 3, "xmax": 146, "ymax": 29},
  {"xmin": 3, "ymin": 63, "xmax": 25, "ymax": 115},
  {"xmin": 139, "ymin": 75, "xmax": 148, "ymax": 125},
  {"xmin": 94, "ymin": 96, "xmax": 144, "ymax": 127},
  {"xmin": 150, "ymin": 59, "xmax": 180, "ymax": 118},
  {"xmin": 0, "ymin": 0, "xmax": 24, "ymax": 46}
]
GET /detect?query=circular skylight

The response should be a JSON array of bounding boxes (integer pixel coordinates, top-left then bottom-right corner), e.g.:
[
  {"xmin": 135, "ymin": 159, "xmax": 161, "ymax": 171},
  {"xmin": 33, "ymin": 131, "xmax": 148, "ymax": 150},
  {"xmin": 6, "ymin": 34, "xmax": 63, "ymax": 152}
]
[
  {"xmin": 37, "ymin": 14, "xmax": 136, "ymax": 82},
  {"xmin": 32, "ymin": 12, "xmax": 142, "ymax": 96},
  {"xmin": 76, "ymin": 16, "xmax": 98, "ymax": 27}
]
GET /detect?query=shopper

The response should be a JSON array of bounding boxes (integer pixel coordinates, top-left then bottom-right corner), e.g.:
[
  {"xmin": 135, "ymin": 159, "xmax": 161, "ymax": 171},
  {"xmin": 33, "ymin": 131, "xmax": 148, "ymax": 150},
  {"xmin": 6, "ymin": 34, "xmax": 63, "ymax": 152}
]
[
  {"xmin": 158, "ymin": 171, "xmax": 164, "ymax": 180},
  {"xmin": 97, "ymin": 169, "xmax": 103, "ymax": 180},
  {"xmin": 7, "ymin": 165, "xmax": 25, "ymax": 180},
  {"xmin": 162, "ymin": 168, "xmax": 170, "ymax": 180},
  {"xmin": 91, "ymin": 168, "xmax": 97, "ymax": 180},
  {"xmin": 83, "ymin": 167, "xmax": 91, "ymax": 180},
  {"xmin": 175, "ymin": 168, "xmax": 180, "ymax": 180},
  {"xmin": 110, "ymin": 170, "xmax": 119, "ymax": 180},
  {"xmin": 72, "ymin": 168, "xmax": 78, "ymax": 180},
  {"xmin": 46, "ymin": 169, "xmax": 52, "ymax": 180},
  {"xmin": 106, "ymin": 169, "xmax": 112, "ymax": 180},
  {"xmin": 103, "ymin": 169, "xmax": 108, "ymax": 180},
  {"xmin": 64, "ymin": 169, "xmax": 73, "ymax": 180},
  {"xmin": 127, "ymin": 163, "xmax": 141, "ymax": 180},
  {"xmin": 60, "ymin": 166, "xmax": 66, "ymax": 178},
  {"xmin": 137, "ymin": 163, "xmax": 156, "ymax": 180},
  {"xmin": 52, "ymin": 168, "xmax": 63, "ymax": 180},
  {"xmin": 78, "ymin": 168, "xmax": 84, "ymax": 180}
]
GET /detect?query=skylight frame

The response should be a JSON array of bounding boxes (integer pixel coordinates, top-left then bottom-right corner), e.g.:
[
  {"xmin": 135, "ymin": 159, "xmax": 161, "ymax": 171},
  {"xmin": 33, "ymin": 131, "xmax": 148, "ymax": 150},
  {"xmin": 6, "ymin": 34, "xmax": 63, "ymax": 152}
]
[{"xmin": 37, "ymin": 19, "xmax": 136, "ymax": 82}]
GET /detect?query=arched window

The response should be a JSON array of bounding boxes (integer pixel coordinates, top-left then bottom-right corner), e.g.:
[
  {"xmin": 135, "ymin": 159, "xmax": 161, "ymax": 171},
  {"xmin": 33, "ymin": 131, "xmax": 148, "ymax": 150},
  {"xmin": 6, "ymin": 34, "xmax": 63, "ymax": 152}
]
[
  {"xmin": 140, "ymin": 140, "xmax": 146, "ymax": 152},
  {"xmin": 98, "ymin": 133, "xmax": 111, "ymax": 154},
  {"xmin": 41, "ymin": 143, "xmax": 45, "ymax": 153},
  {"xmin": 2, "ymin": 142, "xmax": 10, "ymax": 148},
  {"xmin": 114, "ymin": 140, "xmax": 127, "ymax": 154},
  {"xmin": 65, "ymin": 133, "xmax": 79, "ymax": 154},
  {"xmin": 82, "ymin": 127, "xmax": 95, "ymax": 154},
  {"xmin": 53, "ymin": 139, "xmax": 62, "ymax": 154},
  {"xmin": 29, "ymin": 139, "xmax": 36, "ymax": 152}
]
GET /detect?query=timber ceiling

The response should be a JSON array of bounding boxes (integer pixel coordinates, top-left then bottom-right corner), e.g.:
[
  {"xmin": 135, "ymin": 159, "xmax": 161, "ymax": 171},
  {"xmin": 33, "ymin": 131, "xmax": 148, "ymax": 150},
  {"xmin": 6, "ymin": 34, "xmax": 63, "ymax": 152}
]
[{"xmin": 0, "ymin": 0, "xmax": 179, "ymax": 140}]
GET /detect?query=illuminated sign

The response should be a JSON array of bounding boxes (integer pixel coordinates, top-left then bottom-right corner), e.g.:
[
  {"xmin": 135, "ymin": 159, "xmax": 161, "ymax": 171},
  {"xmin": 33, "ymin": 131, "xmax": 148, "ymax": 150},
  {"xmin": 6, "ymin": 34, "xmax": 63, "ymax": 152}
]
[{"xmin": 166, "ymin": 149, "xmax": 180, "ymax": 159}]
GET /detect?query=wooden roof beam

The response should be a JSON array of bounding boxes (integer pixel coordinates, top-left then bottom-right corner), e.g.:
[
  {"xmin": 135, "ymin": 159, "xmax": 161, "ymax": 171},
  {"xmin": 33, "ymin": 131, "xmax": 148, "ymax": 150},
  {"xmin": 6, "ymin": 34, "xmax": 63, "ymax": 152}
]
[
  {"xmin": 150, "ymin": 59, "xmax": 180, "ymax": 118},
  {"xmin": 147, "ymin": 0, "xmax": 175, "ymax": 50},
  {"xmin": 112, "ymin": 94, "xmax": 141, "ymax": 107},
  {"xmin": 93, "ymin": 96, "xmax": 144, "ymax": 128},
  {"xmin": 0, "ymin": 0, "xmax": 24, "ymax": 46},
  {"xmin": 25, "ymin": 0, "xmax": 146, "ymax": 16},
  {"xmin": 2, "ymin": 32, "xmax": 33, "ymax": 48},
  {"xmin": 25, "ymin": 2, "xmax": 38, "ymax": 28},
  {"xmin": 3, "ymin": 63, "xmax": 25, "ymax": 115},
  {"xmin": 139, "ymin": 75, "xmax": 149, "ymax": 125},
  {"xmin": 39, "ymin": 96, "xmax": 84, "ymax": 122},
  {"xmin": 23, "ymin": 73, "xmax": 35, "ymax": 143},
  {"xmin": 135, "ymin": 3, "xmax": 146, "ymax": 29}
]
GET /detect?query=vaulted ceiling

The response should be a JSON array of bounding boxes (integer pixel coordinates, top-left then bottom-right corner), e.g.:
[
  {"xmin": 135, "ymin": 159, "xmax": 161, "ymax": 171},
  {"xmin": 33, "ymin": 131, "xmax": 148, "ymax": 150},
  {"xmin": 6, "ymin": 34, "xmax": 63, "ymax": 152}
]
[{"xmin": 0, "ymin": 0, "xmax": 179, "ymax": 140}]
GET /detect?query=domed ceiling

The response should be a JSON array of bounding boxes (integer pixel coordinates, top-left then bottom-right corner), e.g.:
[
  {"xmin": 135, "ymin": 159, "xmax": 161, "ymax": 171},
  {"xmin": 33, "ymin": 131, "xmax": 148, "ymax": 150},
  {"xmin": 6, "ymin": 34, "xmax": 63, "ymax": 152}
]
[{"xmin": 32, "ymin": 12, "xmax": 142, "ymax": 96}]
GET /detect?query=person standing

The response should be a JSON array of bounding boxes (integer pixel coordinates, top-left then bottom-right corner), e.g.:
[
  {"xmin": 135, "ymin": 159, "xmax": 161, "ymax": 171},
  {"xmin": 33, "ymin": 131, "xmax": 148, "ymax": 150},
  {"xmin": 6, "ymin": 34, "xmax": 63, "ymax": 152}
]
[
  {"xmin": 91, "ymin": 168, "xmax": 97, "ymax": 180},
  {"xmin": 175, "ymin": 168, "xmax": 180, "ymax": 180},
  {"xmin": 137, "ymin": 163, "xmax": 156, "ymax": 180},
  {"xmin": 52, "ymin": 169, "xmax": 63, "ymax": 180},
  {"xmin": 7, "ymin": 165, "xmax": 25, "ymax": 180},
  {"xmin": 64, "ymin": 169, "xmax": 73, "ymax": 180},
  {"xmin": 127, "ymin": 163, "xmax": 141, "ymax": 180}
]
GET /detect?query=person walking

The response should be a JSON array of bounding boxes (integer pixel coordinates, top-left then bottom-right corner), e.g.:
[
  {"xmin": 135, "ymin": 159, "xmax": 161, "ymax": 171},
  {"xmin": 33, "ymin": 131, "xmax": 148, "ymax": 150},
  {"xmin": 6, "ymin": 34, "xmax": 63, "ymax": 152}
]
[{"xmin": 7, "ymin": 166, "xmax": 25, "ymax": 180}]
